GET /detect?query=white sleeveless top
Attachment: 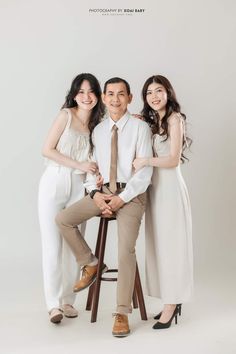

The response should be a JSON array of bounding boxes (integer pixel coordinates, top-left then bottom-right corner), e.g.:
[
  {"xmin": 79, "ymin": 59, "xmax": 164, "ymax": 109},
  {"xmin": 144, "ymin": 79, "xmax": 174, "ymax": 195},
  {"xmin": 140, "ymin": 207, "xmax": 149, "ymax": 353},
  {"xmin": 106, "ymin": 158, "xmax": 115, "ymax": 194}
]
[
  {"xmin": 152, "ymin": 113, "xmax": 187, "ymax": 158},
  {"xmin": 45, "ymin": 108, "xmax": 90, "ymax": 174}
]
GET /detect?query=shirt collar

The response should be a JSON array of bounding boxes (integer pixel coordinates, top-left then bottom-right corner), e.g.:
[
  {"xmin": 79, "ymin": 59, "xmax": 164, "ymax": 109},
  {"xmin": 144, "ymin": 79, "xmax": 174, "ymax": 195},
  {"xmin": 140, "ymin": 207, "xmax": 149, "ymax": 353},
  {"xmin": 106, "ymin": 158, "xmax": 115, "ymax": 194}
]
[{"xmin": 108, "ymin": 111, "xmax": 130, "ymax": 132}]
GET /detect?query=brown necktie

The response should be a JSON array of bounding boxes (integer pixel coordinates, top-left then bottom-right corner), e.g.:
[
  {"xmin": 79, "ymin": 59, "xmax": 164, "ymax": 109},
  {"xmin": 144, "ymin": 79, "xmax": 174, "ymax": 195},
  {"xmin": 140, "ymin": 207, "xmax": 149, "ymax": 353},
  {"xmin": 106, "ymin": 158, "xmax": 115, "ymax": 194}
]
[{"xmin": 109, "ymin": 125, "xmax": 118, "ymax": 193}]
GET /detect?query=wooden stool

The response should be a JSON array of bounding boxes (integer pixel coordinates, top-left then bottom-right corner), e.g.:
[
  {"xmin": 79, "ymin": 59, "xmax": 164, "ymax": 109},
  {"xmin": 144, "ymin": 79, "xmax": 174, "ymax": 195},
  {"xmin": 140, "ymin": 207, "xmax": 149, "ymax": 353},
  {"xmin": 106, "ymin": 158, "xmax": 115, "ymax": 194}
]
[{"xmin": 86, "ymin": 216, "xmax": 148, "ymax": 322}]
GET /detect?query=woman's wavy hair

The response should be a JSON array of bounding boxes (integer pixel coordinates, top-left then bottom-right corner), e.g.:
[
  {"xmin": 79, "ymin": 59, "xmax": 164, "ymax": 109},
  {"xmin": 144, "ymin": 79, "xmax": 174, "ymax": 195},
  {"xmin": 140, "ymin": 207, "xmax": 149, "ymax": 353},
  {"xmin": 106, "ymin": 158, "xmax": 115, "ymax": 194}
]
[
  {"xmin": 141, "ymin": 75, "xmax": 192, "ymax": 162},
  {"xmin": 62, "ymin": 73, "xmax": 105, "ymax": 153}
]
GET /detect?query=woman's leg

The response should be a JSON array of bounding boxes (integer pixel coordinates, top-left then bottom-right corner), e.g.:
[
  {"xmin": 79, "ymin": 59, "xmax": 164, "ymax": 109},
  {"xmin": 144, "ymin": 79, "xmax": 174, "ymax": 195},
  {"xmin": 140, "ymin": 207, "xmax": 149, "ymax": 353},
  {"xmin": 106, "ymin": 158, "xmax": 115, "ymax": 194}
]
[{"xmin": 38, "ymin": 167, "xmax": 65, "ymax": 311}]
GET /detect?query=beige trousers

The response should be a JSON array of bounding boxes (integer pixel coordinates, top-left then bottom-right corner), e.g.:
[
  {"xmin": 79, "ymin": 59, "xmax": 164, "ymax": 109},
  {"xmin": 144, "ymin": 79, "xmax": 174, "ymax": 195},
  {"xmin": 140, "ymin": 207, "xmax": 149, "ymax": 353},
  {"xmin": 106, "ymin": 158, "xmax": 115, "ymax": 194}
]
[{"xmin": 55, "ymin": 187, "xmax": 146, "ymax": 314}]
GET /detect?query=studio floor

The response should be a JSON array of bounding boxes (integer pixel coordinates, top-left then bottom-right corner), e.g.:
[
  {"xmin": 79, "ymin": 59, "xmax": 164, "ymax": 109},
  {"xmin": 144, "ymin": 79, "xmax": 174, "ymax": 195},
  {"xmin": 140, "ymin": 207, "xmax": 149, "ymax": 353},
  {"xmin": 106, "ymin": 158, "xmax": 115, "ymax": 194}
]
[{"xmin": 0, "ymin": 267, "xmax": 235, "ymax": 354}]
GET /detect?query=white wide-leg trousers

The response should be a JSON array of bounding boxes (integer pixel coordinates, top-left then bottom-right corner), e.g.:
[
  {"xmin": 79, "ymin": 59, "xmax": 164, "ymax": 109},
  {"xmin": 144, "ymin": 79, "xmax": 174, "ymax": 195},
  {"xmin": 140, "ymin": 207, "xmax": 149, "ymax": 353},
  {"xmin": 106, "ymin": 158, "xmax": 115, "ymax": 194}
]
[{"xmin": 38, "ymin": 166, "xmax": 85, "ymax": 311}]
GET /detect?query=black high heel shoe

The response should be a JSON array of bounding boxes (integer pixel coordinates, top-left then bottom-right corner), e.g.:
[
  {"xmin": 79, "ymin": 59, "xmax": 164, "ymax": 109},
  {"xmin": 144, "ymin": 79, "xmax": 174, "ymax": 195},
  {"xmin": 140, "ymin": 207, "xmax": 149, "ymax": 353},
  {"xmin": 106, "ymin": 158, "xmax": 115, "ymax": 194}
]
[
  {"xmin": 152, "ymin": 304, "xmax": 182, "ymax": 329},
  {"xmin": 154, "ymin": 304, "xmax": 182, "ymax": 320},
  {"xmin": 153, "ymin": 311, "xmax": 162, "ymax": 320}
]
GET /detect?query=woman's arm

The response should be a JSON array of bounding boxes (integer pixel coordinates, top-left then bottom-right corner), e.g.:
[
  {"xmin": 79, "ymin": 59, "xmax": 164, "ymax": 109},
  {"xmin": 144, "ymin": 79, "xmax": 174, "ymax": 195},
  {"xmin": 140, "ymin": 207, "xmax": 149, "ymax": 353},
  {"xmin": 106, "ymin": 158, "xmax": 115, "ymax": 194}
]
[
  {"xmin": 42, "ymin": 110, "xmax": 97, "ymax": 173},
  {"xmin": 133, "ymin": 114, "xmax": 183, "ymax": 170}
]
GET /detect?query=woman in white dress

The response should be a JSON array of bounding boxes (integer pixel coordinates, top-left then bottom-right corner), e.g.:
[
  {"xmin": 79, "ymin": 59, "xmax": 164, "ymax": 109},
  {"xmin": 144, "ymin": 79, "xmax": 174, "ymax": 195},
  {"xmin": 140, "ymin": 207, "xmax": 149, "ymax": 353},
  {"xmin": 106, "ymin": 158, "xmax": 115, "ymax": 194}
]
[
  {"xmin": 38, "ymin": 73, "xmax": 104, "ymax": 324},
  {"xmin": 133, "ymin": 75, "xmax": 193, "ymax": 329}
]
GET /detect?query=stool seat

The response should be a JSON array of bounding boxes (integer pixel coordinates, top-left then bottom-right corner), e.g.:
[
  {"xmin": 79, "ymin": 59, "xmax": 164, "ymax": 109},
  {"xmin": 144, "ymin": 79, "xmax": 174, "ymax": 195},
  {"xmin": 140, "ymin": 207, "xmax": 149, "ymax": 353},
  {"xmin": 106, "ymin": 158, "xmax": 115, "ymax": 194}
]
[{"xmin": 86, "ymin": 215, "xmax": 147, "ymax": 322}]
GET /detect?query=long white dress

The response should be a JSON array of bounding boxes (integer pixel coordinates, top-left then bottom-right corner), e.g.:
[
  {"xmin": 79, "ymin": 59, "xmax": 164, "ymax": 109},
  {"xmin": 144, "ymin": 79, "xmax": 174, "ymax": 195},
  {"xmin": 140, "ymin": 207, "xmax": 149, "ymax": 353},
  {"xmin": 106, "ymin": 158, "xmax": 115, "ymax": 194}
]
[{"xmin": 145, "ymin": 119, "xmax": 193, "ymax": 304}]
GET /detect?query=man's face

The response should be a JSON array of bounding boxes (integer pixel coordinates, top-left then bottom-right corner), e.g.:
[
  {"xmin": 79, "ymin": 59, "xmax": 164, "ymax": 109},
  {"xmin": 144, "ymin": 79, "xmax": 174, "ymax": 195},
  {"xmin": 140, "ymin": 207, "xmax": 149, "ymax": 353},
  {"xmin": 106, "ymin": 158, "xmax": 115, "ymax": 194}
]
[{"xmin": 102, "ymin": 82, "xmax": 132, "ymax": 118}]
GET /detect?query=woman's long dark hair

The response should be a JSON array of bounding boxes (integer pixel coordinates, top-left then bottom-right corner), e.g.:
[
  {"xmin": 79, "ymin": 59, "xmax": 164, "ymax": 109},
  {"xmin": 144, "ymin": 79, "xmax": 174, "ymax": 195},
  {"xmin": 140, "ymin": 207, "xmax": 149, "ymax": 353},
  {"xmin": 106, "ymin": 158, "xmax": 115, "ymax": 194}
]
[
  {"xmin": 62, "ymin": 73, "xmax": 105, "ymax": 153},
  {"xmin": 141, "ymin": 75, "xmax": 192, "ymax": 162}
]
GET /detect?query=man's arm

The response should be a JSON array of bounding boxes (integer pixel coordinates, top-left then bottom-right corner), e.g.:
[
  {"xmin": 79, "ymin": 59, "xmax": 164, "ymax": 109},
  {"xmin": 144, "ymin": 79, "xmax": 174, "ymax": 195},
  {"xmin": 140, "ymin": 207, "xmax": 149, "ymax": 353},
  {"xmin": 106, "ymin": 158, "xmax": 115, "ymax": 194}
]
[
  {"xmin": 119, "ymin": 122, "xmax": 153, "ymax": 203},
  {"xmin": 83, "ymin": 135, "xmax": 113, "ymax": 214},
  {"xmin": 83, "ymin": 170, "xmax": 97, "ymax": 193},
  {"xmin": 83, "ymin": 131, "xmax": 100, "ymax": 193}
]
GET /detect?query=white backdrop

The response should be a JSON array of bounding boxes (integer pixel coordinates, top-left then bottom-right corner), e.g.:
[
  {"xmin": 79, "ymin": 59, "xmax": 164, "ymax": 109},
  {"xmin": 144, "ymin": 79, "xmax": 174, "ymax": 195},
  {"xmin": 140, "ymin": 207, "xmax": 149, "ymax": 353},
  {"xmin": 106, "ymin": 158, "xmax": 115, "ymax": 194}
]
[{"xmin": 0, "ymin": 0, "xmax": 235, "ymax": 318}]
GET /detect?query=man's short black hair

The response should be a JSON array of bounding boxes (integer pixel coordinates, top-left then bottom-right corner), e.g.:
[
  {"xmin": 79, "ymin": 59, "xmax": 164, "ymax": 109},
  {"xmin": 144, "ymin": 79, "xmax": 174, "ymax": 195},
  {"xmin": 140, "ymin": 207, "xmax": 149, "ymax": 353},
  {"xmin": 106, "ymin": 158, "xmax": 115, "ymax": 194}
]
[{"xmin": 103, "ymin": 77, "xmax": 131, "ymax": 95}]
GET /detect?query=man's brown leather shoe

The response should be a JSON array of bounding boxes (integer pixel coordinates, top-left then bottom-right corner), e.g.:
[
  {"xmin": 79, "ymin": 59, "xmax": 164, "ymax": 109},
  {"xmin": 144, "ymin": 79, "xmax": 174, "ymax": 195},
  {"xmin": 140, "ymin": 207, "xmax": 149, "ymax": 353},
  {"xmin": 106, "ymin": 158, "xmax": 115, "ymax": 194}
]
[
  {"xmin": 73, "ymin": 263, "xmax": 108, "ymax": 292},
  {"xmin": 112, "ymin": 313, "xmax": 130, "ymax": 337}
]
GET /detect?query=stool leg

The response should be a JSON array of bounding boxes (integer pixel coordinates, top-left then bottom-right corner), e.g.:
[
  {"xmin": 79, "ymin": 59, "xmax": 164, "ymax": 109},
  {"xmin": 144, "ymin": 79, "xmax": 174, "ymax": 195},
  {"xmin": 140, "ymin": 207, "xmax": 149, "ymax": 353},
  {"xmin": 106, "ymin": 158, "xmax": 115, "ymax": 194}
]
[
  {"xmin": 135, "ymin": 264, "xmax": 148, "ymax": 320},
  {"xmin": 132, "ymin": 287, "xmax": 138, "ymax": 309},
  {"xmin": 86, "ymin": 218, "xmax": 103, "ymax": 311},
  {"xmin": 86, "ymin": 283, "xmax": 94, "ymax": 311},
  {"xmin": 91, "ymin": 218, "xmax": 108, "ymax": 322}
]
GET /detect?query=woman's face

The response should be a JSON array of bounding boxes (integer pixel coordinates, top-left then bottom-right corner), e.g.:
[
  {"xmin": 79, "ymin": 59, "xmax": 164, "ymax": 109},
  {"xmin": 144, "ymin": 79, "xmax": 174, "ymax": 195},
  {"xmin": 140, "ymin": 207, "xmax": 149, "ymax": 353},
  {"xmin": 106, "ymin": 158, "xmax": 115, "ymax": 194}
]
[
  {"xmin": 74, "ymin": 80, "xmax": 98, "ymax": 111},
  {"xmin": 146, "ymin": 82, "xmax": 167, "ymax": 113}
]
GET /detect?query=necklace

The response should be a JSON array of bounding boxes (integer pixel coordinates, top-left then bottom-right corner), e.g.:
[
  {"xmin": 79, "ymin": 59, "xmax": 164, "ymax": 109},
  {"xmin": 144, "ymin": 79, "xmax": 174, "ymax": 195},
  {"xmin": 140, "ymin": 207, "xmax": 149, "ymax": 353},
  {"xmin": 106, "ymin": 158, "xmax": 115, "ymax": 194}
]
[
  {"xmin": 73, "ymin": 109, "xmax": 88, "ymax": 127},
  {"xmin": 77, "ymin": 117, "xmax": 86, "ymax": 127}
]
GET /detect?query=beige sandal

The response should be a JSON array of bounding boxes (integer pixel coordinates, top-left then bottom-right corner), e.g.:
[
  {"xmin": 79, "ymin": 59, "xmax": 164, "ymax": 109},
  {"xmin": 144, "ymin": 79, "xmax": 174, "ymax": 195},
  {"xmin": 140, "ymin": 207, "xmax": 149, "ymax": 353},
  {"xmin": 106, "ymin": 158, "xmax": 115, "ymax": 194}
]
[
  {"xmin": 49, "ymin": 308, "xmax": 63, "ymax": 323},
  {"xmin": 62, "ymin": 304, "xmax": 78, "ymax": 318}
]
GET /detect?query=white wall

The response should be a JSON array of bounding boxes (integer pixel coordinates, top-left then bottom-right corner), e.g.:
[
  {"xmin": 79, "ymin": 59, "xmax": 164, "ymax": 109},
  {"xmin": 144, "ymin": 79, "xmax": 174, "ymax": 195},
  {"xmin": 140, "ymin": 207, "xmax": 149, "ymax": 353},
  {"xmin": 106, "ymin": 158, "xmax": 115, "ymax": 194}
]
[{"xmin": 0, "ymin": 0, "xmax": 235, "ymax": 296}]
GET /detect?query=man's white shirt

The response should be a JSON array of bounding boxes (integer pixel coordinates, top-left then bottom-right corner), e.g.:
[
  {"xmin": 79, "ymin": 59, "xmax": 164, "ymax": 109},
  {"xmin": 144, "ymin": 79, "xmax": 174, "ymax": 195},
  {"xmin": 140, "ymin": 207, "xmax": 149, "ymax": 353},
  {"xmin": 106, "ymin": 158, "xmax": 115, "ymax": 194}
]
[{"xmin": 84, "ymin": 111, "xmax": 153, "ymax": 203}]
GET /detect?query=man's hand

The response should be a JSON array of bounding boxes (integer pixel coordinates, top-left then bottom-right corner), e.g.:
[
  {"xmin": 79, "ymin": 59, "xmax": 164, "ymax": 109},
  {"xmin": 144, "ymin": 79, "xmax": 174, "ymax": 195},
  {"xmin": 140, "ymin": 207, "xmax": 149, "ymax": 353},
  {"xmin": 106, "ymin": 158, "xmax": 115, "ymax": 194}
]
[
  {"xmin": 93, "ymin": 192, "xmax": 113, "ymax": 215},
  {"xmin": 105, "ymin": 195, "xmax": 125, "ymax": 213}
]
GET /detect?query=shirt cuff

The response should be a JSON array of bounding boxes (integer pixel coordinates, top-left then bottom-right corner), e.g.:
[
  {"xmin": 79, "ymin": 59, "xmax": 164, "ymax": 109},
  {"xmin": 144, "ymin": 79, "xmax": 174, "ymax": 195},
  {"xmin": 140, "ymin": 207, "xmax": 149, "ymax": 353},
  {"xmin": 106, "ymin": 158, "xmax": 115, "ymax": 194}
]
[
  {"xmin": 83, "ymin": 181, "xmax": 97, "ymax": 193},
  {"xmin": 118, "ymin": 190, "xmax": 132, "ymax": 203}
]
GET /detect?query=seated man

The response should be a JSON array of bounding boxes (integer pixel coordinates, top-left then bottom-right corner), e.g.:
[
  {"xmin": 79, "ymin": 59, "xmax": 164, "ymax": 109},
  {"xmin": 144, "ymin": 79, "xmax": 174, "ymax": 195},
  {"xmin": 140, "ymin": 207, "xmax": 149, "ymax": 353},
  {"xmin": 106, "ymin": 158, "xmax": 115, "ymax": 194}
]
[{"xmin": 56, "ymin": 77, "xmax": 153, "ymax": 337}]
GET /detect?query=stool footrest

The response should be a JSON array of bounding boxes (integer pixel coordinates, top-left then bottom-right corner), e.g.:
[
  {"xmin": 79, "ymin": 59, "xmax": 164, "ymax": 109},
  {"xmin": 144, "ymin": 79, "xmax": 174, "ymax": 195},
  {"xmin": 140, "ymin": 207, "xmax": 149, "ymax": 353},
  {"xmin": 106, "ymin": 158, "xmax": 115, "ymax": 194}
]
[
  {"xmin": 105, "ymin": 269, "xmax": 118, "ymax": 273},
  {"xmin": 101, "ymin": 277, "xmax": 118, "ymax": 281},
  {"xmin": 101, "ymin": 268, "xmax": 118, "ymax": 281}
]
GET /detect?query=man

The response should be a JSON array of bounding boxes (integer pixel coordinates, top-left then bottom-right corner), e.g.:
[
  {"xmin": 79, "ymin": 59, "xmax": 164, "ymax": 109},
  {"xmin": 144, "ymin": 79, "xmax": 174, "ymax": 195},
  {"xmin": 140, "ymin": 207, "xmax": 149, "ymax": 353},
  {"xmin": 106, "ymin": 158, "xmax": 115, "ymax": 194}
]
[{"xmin": 56, "ymin": 77, "xmax": 153, "ymax": 337}]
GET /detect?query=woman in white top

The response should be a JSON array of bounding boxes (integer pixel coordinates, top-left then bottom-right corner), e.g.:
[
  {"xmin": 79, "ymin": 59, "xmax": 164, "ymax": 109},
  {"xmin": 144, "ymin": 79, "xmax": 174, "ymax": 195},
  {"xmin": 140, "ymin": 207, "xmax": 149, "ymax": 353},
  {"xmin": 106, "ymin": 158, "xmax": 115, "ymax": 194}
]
[
  {"xmin": 133, "ymin": 75, "xmax": 193, "ymax": 330},
  {"xmin": 38, "ymin": 73, "xmax": 104, "ymax": 324}
]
